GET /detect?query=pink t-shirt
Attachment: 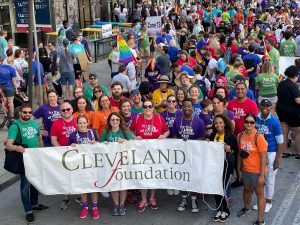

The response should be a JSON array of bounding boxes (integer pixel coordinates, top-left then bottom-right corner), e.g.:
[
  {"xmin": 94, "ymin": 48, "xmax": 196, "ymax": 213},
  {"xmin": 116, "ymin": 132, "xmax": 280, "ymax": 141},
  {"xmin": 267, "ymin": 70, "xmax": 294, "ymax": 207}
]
[{"xmin": 227, "ymin": 98, "xmax": 258, "ymax": 135}]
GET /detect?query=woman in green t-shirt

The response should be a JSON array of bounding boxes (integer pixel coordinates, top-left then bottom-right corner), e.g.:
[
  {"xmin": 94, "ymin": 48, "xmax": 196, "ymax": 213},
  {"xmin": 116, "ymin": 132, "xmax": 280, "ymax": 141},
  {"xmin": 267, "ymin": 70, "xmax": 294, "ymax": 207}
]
[
  {"xmin": 255, "ymin": 61, "xmax": 279, "ymax": 113},
  {"xmin": 100, "ymin": 112, "xmax": 132, "ymax": 216}
]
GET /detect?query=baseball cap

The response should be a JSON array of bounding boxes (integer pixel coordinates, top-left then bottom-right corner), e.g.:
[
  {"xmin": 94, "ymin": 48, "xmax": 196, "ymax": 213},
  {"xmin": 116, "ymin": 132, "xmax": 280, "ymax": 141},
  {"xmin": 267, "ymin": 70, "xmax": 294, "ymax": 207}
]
[
  {"xmin": 266, "ymin": 28, "xmax": 271, "ymax": 32},
  {"xmin": 131, "ymin": 89, "xmax": 140, "ymax": 95},
  {"xmin": 232, "ymin": 74, "xmax": 246, "ymax": 83},
  {"xmin": 62, "ymin": 39, "xmax": 69, "ymax": 46},
  {"xmin": 89, "ymin": 73, "xmax": 97, "ymax": 79},
  {"xmin": 260, "ymin": 99, "xmax": 272, "ymax": 106}
]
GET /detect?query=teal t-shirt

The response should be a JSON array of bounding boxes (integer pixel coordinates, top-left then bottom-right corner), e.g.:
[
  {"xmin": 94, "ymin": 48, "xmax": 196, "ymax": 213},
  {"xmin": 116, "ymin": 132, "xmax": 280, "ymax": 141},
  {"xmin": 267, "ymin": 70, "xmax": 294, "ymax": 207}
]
[
  {"xmin": 84, "ymin": 85, "xmax": 109, "ymax": 101},
  {"xmin": 255, "ymin": 73, "xmax": 279, "ymax": 97},
  {"xmin": 131, "ymin": 106, "xmax": 143, "ymax": 114},
  {"xmin": 0, "ymin": 37, "xmax": 8, "ymax": 60},
  {"xmin": 100, "ymin": 129, "xmax": 132, "ymax": 142},
  {"xmin": 7, "ymin": 120, "xmax": 41, "ymax": 148}
]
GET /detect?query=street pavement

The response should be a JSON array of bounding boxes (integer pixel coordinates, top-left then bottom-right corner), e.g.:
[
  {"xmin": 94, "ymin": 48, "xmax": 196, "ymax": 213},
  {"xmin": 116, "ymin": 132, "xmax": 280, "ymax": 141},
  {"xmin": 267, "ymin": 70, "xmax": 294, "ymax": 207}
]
[{"xmin": 0, "ymin": 58, "xmax": 300, "ymax": 225}]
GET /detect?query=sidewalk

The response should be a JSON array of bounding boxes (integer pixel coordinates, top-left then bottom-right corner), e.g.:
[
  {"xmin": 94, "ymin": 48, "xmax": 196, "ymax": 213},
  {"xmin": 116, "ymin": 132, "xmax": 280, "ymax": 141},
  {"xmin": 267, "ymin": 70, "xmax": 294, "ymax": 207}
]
[{"xmin": 0, "ymin": 58, "xmax": 112, "ymax": 192}]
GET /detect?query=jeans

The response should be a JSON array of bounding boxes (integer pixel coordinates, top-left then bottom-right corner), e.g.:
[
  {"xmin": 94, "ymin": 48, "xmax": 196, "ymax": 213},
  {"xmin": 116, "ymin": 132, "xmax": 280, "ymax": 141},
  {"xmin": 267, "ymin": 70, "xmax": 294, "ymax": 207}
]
[{"xmin": 20, "ymin": 174, "xmax": 38, "ymax": 214}]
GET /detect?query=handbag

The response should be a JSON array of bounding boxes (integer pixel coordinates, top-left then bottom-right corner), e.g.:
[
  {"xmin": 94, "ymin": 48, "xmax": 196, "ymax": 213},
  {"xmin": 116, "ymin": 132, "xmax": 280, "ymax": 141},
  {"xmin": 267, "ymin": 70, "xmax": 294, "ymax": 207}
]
[{"xmin": 4, "ymin": 123, "xmax": 26, "ymax": 174}]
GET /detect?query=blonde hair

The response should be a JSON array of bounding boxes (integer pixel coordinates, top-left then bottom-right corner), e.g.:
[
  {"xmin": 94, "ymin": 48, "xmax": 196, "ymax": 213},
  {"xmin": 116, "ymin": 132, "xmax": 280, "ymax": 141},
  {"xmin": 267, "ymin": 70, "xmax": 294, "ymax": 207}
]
[
  {"xmin": 210, "ymin": 37, "xmax": 220, "ymax": 50},
  {"xmin": 262, "ymin": 61, "xmax": 274, "ymax": 74}
]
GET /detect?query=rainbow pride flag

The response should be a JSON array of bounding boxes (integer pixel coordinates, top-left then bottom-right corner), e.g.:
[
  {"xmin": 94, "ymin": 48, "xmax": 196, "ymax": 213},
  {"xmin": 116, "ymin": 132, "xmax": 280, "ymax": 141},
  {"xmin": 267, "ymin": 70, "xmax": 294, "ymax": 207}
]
[
  {"xmin": 195, "ymin": 50, "xmax": 203, "ymax": 64},
  {"xmin": 117, "ymin": 33, "xmax": 133, "ymax": 66}
]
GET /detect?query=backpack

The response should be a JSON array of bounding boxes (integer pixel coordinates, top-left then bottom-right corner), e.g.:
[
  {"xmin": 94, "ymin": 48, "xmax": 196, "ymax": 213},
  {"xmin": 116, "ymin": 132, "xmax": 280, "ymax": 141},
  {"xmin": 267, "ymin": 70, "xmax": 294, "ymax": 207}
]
[
  {"xmin": 238, "ymin": 130, "xmax": 260, "ymax": 147},
  {"xmin": 196, "ymin": 77, "xmax": 208, "ymax": 98}
]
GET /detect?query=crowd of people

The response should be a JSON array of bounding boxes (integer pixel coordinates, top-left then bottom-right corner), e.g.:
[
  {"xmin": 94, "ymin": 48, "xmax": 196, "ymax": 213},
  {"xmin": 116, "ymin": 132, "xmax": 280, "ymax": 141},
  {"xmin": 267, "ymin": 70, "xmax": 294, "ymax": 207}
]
[{"xmin": 1, "ymin": 0, "xmax": 300, "ymax": 224}]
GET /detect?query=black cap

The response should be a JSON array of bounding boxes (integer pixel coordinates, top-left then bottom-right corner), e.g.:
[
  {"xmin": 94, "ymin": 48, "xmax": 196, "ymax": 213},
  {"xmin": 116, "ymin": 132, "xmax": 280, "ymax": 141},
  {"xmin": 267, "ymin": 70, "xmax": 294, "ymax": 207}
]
[
  {"xmin": 232, "ymin": 74, "xmax": 246, "ymax": 83},
  {"xmin": 260, "ymin": 99, "xmax": 272, "ymax": 106}
]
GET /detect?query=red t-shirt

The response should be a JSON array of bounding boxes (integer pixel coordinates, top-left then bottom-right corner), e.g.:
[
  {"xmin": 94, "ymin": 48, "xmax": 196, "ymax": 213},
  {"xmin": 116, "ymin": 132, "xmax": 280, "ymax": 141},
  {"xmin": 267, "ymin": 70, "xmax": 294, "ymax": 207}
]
[
  {"xmin": 50, "ymin": 118, "xmax": 78, "ymax": 146},
  {"xmin": 129, "ymin": 114, "xmax": 169, "ymax": 139},
  {"xmin": 176, "ymin": 57, "xmax": 198, "ymax": 68},
  {"xmin": 109, "ymin": 96, "xmax": 127, "ymax": 108},
  {"xmin": 227, "ymin": 98, "xmax": 258, "ymax": 135}
]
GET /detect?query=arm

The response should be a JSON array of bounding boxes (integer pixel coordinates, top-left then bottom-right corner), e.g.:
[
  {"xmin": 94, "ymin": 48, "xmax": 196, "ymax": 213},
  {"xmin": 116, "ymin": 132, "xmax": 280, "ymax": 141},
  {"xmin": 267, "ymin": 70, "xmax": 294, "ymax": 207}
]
[
  {"xmin": 38, "ymin": 135, "xmax": 44, "ymax": 148},
  {"xmin": 258, "ymin": 151, "xmax": 267, "ymax": 184},
  {"xmin": 295, "ymin": 97, "xmax": 300, "ymax": 104},
  {"xmin": 5, "ymin": 139, "xmax": 25, "ymax": 153},
  {"xmin": 51, "ymin": 136, "xmax": 60, "ymax": 147}
]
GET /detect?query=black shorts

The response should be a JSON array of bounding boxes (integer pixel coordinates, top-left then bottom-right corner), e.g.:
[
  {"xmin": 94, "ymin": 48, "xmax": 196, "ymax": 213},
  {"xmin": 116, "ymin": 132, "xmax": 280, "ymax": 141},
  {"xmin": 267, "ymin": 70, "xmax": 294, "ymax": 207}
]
[{"xmin": 277, "ymin": 107, "xmax": 300, "ymax": 127}]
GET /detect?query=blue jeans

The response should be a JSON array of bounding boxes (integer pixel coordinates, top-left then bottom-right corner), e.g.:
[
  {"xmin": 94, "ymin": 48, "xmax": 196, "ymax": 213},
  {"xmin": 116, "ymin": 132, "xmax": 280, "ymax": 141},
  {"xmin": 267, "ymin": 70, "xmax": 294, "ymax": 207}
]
[{"xmin": 20, "ymin": 174, "xmax": 38, "ymax": 214}]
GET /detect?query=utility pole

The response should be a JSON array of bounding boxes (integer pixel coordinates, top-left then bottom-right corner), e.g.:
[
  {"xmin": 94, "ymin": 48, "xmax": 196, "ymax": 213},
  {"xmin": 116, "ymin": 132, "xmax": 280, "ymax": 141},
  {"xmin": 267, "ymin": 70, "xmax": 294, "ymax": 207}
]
[{"xmin": 28, "ymin": 0, "xmax": 34, "ymax": 107}]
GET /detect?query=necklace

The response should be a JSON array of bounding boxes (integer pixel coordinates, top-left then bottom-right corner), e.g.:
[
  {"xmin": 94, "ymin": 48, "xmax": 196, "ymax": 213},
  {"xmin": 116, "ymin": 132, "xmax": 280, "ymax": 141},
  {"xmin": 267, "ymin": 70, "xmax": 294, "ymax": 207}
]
[
  {"xmin": 143, "ymin": 114, "xmax": 154, "ymax": 136},
  {"xmin": 166, "ymin": 110, "xmax": 177, "ymax": 128}
]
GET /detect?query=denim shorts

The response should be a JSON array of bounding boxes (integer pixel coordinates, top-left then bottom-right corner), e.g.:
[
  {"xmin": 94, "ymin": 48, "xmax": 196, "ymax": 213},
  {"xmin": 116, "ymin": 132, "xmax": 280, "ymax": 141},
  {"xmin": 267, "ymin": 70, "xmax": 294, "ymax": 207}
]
[
  {"xmin": 1, "ymin": 87, "xmax": 15, "ymax": 97},
  {"xmin": 60, "ymin": 71, "xmax": 75, "ymax": 85},
  {"xmin": 242, "ymin": 170, "xmax": 260, "ymax": 187}
]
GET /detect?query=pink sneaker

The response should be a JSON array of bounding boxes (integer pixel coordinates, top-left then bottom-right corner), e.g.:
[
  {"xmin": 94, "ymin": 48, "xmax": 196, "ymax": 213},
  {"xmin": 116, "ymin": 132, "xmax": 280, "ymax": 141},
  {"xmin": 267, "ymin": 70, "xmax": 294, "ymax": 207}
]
[
  {"xmin": 92, "ymin": 208, "xmax": 100, "ymax": 219},
  {"xmin": 80, "ymin": 208, "xmax": 89, "ymax": 219}
]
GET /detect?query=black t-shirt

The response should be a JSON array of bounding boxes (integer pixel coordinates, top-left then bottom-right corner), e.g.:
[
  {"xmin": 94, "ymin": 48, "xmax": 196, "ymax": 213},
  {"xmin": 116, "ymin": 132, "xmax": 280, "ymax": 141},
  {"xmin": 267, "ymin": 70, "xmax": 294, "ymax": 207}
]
[{"xmin": 277, "ymin": 79, "xmax": 300, "ymax": 112}]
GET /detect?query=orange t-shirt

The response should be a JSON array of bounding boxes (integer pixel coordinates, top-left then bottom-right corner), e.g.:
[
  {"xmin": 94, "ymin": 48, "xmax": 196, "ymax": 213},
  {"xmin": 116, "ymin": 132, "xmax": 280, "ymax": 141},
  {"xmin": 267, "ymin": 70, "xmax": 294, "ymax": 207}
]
[
  {"xmin": 238, "ymin": 130, "xmax": 268, "ymax": 173},
  {"xmin": 73, "ymin": 111, "xmax": 95, "ymax": 128},
  {"xmin": 234, "ymin": 13, "xmax": 244, "ymax": 25},
  {"xmin": 92, "ymin": 107, "xmax": 119, "ymax": 137}
]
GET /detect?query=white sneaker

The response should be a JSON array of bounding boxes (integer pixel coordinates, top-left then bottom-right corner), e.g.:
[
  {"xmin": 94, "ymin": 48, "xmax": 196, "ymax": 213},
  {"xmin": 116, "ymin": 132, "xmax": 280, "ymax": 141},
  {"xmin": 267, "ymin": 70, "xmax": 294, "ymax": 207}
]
[
  {"xmin": 101, "ymin": 192, "xmax": 110, "ymax": 198},
  {"xmin": 173, "ymin": 190, "xmax": 180, "ymax": 195},
  {"xmin": 167, "ymin": 189, "xmax": 174, "ymax": 196},
  {"xmin": 252, "ymin": 204, "xmax": 258, "ymax": 210},
  {"xmin": 265, "ymin": 203, "xmax": 272, "ymax": 212}
]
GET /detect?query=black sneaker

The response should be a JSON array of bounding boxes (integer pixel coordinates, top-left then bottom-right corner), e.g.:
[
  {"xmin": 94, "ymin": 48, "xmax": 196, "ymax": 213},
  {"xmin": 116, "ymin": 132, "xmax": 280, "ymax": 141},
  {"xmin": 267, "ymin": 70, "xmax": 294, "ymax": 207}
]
[
  {"xmin": 232, "ymin": 179, "xmax": 244, "ymax": 188},
  {"xmin": 219, "ymin": 211, "xmax": 230, "ymax": 223},
  {"xmin": 253, "ymin": 220, "xmax": 266, "ymax": 225},
  {"xmin": 26, "ymin": 213, "xmax": 35, "ymax": 224},
  {"xmin": 213, "ymin": 211, "xmax": 222, "ymax": 222},
  {"xmin": 237, "ymin": 208, "xmax": 250, "ymax": 217},
  {"xmin": 32, "ymin": 204, "xmax": 49, "ymax": 211}
]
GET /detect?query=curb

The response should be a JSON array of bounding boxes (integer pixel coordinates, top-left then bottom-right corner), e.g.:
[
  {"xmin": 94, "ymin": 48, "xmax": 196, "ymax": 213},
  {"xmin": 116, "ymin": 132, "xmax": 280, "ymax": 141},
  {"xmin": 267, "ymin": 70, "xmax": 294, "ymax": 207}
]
[{"xmin": 0, "ymin": 175, "xmax": 20, "ymax": 192}]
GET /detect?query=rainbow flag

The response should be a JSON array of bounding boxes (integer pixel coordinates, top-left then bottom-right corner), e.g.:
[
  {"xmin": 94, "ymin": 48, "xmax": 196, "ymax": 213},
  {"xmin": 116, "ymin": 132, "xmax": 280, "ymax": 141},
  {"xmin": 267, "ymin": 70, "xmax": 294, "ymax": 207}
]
[
  {"xmin": 146, "ymin": 57, "xmax": 156, "ymax": 71},
  {"xmin": 195, "ymin": 50, "xmax": 203, "ymax": 64},
  {"xmin": 264, "ymin": 41, "xmax": 270, "ymax": 59},
  {"xmin": 117, "ymin": 33, "xmax": 133, "ymax": 66}
]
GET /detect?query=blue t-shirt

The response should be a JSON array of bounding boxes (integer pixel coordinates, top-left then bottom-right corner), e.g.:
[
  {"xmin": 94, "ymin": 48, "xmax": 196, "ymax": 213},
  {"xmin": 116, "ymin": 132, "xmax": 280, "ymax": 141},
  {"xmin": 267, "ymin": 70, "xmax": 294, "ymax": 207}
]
[
  {"xmin": 168, "ymin": 46, "xmax": 179, "ymax": 61},
  {"xmin": 256, "ymin": 113, "xmax": 283, "ymax": 152},
  {"xmin": 193, "ymin": 102, "xmax": 202, "ymax": 117},
  {"xmin": 0, "ymin": 64, "xmax": 16, "ymax": 88},
  {"xmin": 242, "ymin": 53, "xmax": 262, "ymax": 79},
  {"xmin": 156, "ymin": 34, "xmax": 173, "ymax": 46},
  {"xmin": 32, "ymin": 61, "xmax": 45, "ymax": 85},
  {"xmin": 229, "ymin": 89, "xmax": 255, "ymax": 100}
]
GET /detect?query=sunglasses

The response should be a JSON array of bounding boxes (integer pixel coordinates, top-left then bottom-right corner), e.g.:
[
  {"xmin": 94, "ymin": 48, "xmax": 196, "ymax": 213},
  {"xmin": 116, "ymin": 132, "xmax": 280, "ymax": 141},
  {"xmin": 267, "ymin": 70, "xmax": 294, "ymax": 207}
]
[
  {"xmin": 94, "ymin": 90, "xmax": 102, "ymax": 93},
  {"xmin": 110, "ymin": 118, "xmax": 120, "ymax": 122},
  {"xmin": 244, "ymin": 120, "xmax": 255, "ymax": 125},
  {"xmin": 21, "ymin": 111, "xmax": 32, "ymax": 115},
  {"xmin": 61, "ymin": 108, "xmax": 71, "ymax": 112},
  {"xmin": 167, "ymin": 100, "xmax": 176, "ymax": 103},
  {"xmin": 143, "ymin": 105, "xmax": 153, "ymax": 109}
]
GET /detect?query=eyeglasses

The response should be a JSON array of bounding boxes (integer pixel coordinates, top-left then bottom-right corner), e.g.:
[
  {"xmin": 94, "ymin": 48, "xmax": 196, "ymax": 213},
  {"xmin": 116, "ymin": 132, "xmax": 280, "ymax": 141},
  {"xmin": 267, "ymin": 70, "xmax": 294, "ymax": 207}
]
[
  {"xmin": 101, "ymin": 99, "xmax": 109, "ymax": 103},
  {"xmin": 90, "ymin": 77, "xmax": 97, "ymax": 80},
  {"xmin": 110, "ymin": 118, "xmax": 120, "ymax": 122},
  {"xmin": 167, "ymin": 100, "xmax": 176, "ymax": 103},
  {"xmin": 244, "ymin": 120, "xmax": 255, "ymax": 125},
  {"xmin": 21, "ymin": 111, "xmax": 32, "ymax": 114},
  {"xmin": 61, "ymin": 108, "xmax": 71, "ymax": 113},
  {"xmin": 143, "ymin": 105, "xmax": 153, "ymax": 109},
  {"xmin": 94, "ymin": 90, "xmax": 102, "ymax": 93}
]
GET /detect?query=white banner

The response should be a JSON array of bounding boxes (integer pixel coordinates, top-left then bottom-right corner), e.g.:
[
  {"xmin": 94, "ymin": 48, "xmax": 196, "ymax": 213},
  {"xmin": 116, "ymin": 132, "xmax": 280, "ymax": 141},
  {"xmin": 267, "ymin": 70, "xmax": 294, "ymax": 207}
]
[
  {"xmin": 102, "ymin": 24, "xmax": 112, "ymax": 39},
  {"xmin": 279, "ymin": 56, "xmax": 299, "ymax": 75},
  {"xmin": 23, "ymin": 139, "xmax": 225, "ymax": 195},
  {"xmin": 146, "ymin": 16, "xmax": 162, "ymax": 37}
]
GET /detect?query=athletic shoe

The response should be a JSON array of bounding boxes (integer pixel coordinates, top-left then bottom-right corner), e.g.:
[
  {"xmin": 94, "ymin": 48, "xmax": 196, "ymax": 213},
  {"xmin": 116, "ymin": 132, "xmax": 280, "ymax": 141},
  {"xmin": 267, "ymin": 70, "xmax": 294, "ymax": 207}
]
[
  {"xmin": 253, "ymin": 204, "xmax": 258, "ymax": 210},
  {"xmin": 149, "ymin": 198, "xmax": 158, "ymax": 210},
  {"xmin": 118, "ymin": 205, "xmax": 126, "ymax": 216},
  {"xmin": 137, "ymin": 200, "xmax": 148, "ymax": 213},
  {"xmin": 167, "ymin": 189, "xmax": 174, "ymax": 196},
  {"xmin": 177, "ymin": 198, "xmax": 187, "ymax": 211},
  {"xmin": 92, "ymin": 208, "xmax": 100, "ymax": 219},
  {"xmin": 80, "ymin": 208, "xmax": 89, "ymax": 219},
  {"xmin": 213, "ymin": 211, "xmax": 222, "ymax": 222},
  {"xmin": 112, "ymin": 205, "xmax": 119, "ymax": 216},
  {"xmin": 32, "ymin": 204, "xmax": 49, "ymax": 211},
  {"xmin": 173, "ymin": 190, "xmax": 180, "ymax": 195},
  {"xmin": 26, "ymin": 213, "xmax": 35, "ymax": 224},
  {"xmin": 126, "ymin": 191, "xmax": 137, "ymax": 203},
  {"xmin": 101, "ymin": 192, "xmax": 110, "ymax": 198},
  {"xmin": 60, "ymin": 198, "xmax": 71, "ymax": 210},
  {"xmin": 191, "ymin": 200, "xmax": 199, "ymax": 213},
  {"xmin": 75, "ymin": 197, "xmax": 82, "ymax": 206},
  {"xmin": 253, "ymin": 220, "xmax": 266, "ymax": 225},
  {"xmin": 265, "ymin": 203, "xmax": 272, "ymax": 212},
  {"xmin": 237, "ymin": 208, "xmax": 250, "ymax": 217},
  {"xmin": 219, "ymin": 211, "xmax": 230, "ymax": 223}
]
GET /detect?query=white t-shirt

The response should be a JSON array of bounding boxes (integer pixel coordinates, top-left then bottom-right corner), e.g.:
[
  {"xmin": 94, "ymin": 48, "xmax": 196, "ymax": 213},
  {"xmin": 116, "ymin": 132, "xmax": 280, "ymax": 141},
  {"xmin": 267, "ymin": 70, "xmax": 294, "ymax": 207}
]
[
  {"xmin": 111, "ymin": 51, "xmax": 119, "ymax": 73},
  {"xmin": 208, "ymin": 58, "xmax": 218, "ymax": 82}
]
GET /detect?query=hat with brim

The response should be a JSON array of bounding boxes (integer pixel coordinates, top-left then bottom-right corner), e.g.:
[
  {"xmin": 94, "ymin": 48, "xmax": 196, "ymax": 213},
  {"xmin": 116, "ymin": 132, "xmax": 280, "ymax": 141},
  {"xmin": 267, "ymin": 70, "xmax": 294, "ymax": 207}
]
[
  {"xmin": 174, "ymin": 72, "xmax": 196, "ymax": 88},
  {"xmin": 156, "ymin": 75, "xmax": 172, "ymax": 84}
]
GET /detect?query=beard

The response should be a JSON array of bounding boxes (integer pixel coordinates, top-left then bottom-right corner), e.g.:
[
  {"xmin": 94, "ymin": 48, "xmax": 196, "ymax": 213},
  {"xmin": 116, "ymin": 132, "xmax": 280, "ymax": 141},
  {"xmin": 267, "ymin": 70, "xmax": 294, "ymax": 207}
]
[
  {"xmin": 21, "ymin": 116, "xmax": 31, "ymax": 121},
  {"xmin": 112, "ymin": 92, "xmax": 122, "ymax": 100}
]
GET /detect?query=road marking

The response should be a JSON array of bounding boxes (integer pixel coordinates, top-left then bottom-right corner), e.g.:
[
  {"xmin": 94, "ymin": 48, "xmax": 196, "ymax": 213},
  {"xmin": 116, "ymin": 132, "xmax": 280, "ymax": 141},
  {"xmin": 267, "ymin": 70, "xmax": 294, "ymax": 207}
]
[
  {"xmin": 291, "ymin": 204, "xmax": 300, "ymax": 225},
  {"xmin": 271, "ymin": 171, "xmax": 300, "ymax": 225}
]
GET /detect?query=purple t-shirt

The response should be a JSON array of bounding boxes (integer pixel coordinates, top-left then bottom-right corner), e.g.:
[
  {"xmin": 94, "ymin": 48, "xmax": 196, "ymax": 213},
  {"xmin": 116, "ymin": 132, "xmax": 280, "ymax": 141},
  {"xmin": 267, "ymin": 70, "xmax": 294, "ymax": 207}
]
[
  {"xmin": 199, "ymin": 111, "xmax": 213, "ymax": 127},
  {"xmin": 33, "ymin": 104, "xmax": 61, "ymax": 143},
  {"xmin": 173, "ymin": 114, "xmax": 206, "ymax": 139},
  {"xmin": 212, "ymin": 110, "xmax": 235, "ymax": 121},
  {"xmin": 68, "ymin": 129, "xmax": 98, "ymax": 145},
  {"xmin": 160, "ymin": 109, "xmax": 183, "ymax": 137},
  {"xmin": 123, "ymin": 111, "xmax": 137, "ymax": 128}
]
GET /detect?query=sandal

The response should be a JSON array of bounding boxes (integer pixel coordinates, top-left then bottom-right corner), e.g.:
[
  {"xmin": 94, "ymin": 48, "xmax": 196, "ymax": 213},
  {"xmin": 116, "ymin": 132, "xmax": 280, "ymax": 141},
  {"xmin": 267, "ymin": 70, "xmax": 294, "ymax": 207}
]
[
  {"xmin": 295, "ymin": 153, "xmax": 300, "ymax": 159},
  {"xmin": 282, "ymin": 152, "xmax": 295, "ymax": 158}
]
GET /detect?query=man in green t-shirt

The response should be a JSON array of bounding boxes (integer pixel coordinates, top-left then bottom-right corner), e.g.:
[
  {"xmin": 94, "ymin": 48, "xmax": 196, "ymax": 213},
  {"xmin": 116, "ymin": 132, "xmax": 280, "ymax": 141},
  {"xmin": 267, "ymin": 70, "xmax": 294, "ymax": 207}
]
[
  {"xmin": 5, "ymin": 104, "xmax": 48, "ymax": 224},
  {"xmin": 279, "ymin": 31, "xmax": 296, "ymax": 57},
  {"xmin": 267, "ymin": 39, "xmax": 280, "ymax": 74},
  {"xmin": 138, "ymin": 23, "xmax": 150, "ymax": 61},
  {"xmin": 0, "ymin": 30, "xmax": 8, "ymax": 61},
  {"xmin": 131, "ymin": 89, "xmax": 143, "ymax": 114},
  {"xmin": 84, "ymin": 73, "xmax": 109, "ymax": 101}
]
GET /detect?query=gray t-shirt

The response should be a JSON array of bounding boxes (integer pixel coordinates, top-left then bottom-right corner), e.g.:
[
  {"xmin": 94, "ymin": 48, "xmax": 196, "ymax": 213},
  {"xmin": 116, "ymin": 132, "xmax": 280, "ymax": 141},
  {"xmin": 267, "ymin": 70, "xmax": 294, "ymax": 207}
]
[
  {"xmin": 57, "ymin": 48, "xmax": 75, "ymax": 72},
  {"xmin": 111, "ymin": 73, "xmax": 131, "ymax": 92}
]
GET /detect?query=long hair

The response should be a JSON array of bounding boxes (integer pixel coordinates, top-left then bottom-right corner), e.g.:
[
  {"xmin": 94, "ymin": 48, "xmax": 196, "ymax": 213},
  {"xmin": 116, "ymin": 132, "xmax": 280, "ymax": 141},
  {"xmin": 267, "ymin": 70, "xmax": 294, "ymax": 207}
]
[
  {"xmin": 91, "ymin": 85, "xmax": 103, "ymax": 101},
  {"xmin": 73, "ymin": 96, "xmax": 93, "ymax": 113},
  {"xmin": 118, "ymin": 98, "xmax": 131, "ymax": 116},
  {"xmin": 98, "ymin": 94, "xmax": 111, "ymax": 111},
  {"xmin": 212, "ymin": 114, "xmax": 234, "ymax": 138},
  {"xmin": 261, "ymin": 61, "xmax": 273, "ymax": 74},
  {"xmin": 105, "ymin": 112, "xmax": 128, "ymax": 138}
]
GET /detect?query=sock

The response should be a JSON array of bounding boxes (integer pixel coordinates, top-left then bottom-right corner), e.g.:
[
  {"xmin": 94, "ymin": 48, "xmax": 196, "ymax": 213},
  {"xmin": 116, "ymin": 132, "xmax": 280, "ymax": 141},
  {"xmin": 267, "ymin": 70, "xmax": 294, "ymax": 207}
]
[
  {"xmin": 82, "ymin": 200, "xmax": 88, "ymax": 209},
  {"xmin": 92, "ymin": 201, "xmax": 98, "ymax": 209}
]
